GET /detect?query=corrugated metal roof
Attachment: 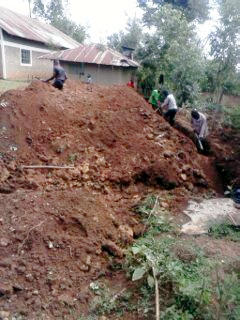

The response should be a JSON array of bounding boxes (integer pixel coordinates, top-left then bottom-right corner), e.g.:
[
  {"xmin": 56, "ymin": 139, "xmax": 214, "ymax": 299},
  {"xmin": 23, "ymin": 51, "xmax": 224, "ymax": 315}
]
[
  {"xmin": 39, "ymin": 45, "xmax": 140, "ymax": 68},
  {"xmin": 0, "ymin": 6, "xmax": 79, "ymax": 49}
]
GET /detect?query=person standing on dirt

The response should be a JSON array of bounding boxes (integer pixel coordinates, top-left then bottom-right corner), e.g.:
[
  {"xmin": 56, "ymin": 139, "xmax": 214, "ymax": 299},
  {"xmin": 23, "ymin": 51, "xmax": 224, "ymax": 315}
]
[
  {"xmin": 161, "ymin": 90, "xmax": 178, "ymax": 125},
  {"xmin": 191, "ymin": 110, "xmax": 209, "ymax": 153},
  {"xmin": 45, "ymin": 60, "xmax": 67, "ymax": 90},
  {"xmin": 149, "ymin": 88, "xmax": 161, "ymax": 110}
]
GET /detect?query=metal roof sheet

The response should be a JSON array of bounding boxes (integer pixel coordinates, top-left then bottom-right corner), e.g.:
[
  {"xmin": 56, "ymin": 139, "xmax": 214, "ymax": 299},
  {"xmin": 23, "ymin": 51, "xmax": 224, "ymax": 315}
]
[
  {"xmin": 0, "ymin": 6, "xmax": 79, "ymax": 49},
  {"xmin": 39, "ymin": 45, "xmax": 140, "ymax": 68}
]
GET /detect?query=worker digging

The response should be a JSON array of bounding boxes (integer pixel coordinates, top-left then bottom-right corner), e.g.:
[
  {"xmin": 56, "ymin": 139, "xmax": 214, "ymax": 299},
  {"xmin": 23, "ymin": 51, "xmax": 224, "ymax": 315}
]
[
  {"xmin": 161, "ymin": 90, "xmax": 178, "ymax": 126},
  {"xmin": 191, "ymin": 109, "xmax": 209, "ymax": 154},
  {"xmin": 45, "ymin": 59, "xmax": 67, "ymax": 90}
]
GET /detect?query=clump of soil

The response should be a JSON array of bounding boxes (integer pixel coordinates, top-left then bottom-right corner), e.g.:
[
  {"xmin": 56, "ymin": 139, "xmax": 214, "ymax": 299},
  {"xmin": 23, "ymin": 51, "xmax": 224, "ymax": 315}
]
[{"xmin": 0, "ymin": 80, "xmax": 222, "ymax": 318}]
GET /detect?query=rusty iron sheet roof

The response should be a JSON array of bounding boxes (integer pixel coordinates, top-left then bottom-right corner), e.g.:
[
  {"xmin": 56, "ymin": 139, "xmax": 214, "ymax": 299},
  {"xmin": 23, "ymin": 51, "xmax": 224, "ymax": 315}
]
[
  {"xmin": 39, "ymin": 44, "xmax": 140, "ymax": 68},
  {"xmin": 0, "ymin": 6, "xmax": 79, "ymax": 49}
]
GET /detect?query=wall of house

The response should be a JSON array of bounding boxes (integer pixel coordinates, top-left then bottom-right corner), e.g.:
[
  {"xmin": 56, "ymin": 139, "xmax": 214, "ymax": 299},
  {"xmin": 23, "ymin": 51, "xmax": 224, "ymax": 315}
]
[
  {"xmin": 61, "ymin": 61, "xmax": 135, "ymax": 85},
  {"xmin": 3, "ymin": 31, "xmax": 53, "ymax": 80},
  {"xmin": 0, "ymin": 48, "xmax": 3, "ymax": 78},
  {"xmin": 0, "ymin": 29, "xmax": 4, "ymax": 78}
]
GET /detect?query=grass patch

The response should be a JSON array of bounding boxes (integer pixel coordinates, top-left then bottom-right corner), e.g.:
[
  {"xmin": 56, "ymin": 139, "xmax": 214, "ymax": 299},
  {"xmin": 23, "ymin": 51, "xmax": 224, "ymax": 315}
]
[
  {"xmin": 208, "ymin": 222, "xmax": 240, "ymax": 242},
  {"xmin": 224, "ymin": 106, "xmax": 240, "ymax": 129},
  {"xmin": 83, "ymin": 195, "xmax": 240, "ymax": 320}
]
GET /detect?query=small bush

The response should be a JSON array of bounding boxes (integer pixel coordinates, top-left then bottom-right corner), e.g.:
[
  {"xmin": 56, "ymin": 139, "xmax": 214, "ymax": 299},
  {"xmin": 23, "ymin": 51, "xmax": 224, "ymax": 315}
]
[{"xmin": 224, "ymin": 106, "xmax": 240, "ymax": 129}]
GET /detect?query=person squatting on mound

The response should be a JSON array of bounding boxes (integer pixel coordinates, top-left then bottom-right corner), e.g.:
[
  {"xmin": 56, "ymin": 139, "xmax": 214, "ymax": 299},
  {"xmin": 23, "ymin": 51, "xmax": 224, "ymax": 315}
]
[{"xmin": 45, "ymin": 60, "xmax": 67, "ymax": 90}]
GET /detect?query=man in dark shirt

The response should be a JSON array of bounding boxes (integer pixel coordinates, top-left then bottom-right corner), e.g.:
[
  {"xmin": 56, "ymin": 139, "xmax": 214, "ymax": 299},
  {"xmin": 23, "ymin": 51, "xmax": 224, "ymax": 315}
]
[{"xmin": 45, "ymin": 60, "xmax": 67, "ymax": 90}]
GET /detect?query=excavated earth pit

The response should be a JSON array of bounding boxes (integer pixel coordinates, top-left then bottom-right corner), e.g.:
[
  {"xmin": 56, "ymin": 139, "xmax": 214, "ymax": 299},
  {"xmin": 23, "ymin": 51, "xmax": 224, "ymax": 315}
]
[{"xmin": 0, "ymin": 80, "xmax": 237, "ymax": 319}]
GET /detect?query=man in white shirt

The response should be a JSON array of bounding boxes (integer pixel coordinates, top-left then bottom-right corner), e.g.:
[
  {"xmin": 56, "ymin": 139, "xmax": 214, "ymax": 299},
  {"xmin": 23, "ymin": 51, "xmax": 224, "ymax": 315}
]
[
  {"xmin": 191, "ymin": 110, "xmax": 209, "ymax": 153},
  {"xmin": 161, "ymin": 90, "xmax": 178, "ymax": 125}
]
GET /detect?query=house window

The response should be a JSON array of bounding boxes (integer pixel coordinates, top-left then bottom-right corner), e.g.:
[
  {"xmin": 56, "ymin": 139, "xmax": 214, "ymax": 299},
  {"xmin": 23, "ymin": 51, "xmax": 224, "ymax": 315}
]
[{"xmin": 21, "ymin": 49, "xmax": 31, "ymax": 65}]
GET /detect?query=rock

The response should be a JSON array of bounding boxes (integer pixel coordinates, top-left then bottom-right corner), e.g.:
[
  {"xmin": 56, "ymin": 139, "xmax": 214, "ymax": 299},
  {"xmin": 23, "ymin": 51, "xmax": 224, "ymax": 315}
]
[
  {"xmin": 25, "ymin": 274, "xmax": 34, "ymax": 282},
  {"xmin": 161, "ymin": 201, "xmax": 169, "ymax": 208},
  {"xmin": 0, "ymin": 311, "xmax": 10, "ymax": 319},
  {"xmin": 15, "ymin": 266, "xmax": 26, "ymax": 275},
  {"xmin": 0, "ymin": 259, "xmax": 11, "ymax": 268},
  {"xmin": 180, "ymin": 173, "xmax": 187, "ymax": 181},
  {"xmin": 146, "ymin": 133, "xmax": 154, "ymax": 140},
  {"xmin": 185, "ymin": 182, "xmax": 194, "ymax": 191},
  {"xmin": 163, "ymin": 151, "xmax": 174, "ymax": 158},
  {"xmin": 119, "ymin": 225, "xmax": 134, "ymax": 243},
  {"xmin": 85, "ymin": 255, "xmax": 91, "ymax": 266},
  {"xmin": 6, "ymin": 161, "xmax": 17, "ymax": 171},
  {"xmin": 102, "ymin": 241, "xmax": 124, "ymax": 258},
  {"xmin": 0, "ymin": 238, "xmax": 9, "ymax": 247},
  {"xmin": 81, "ymin": 163, "xmax": 89, "ymax": 174},
  {"xmin": 133, "ymin": 224, "xmax": 146, "ymax": 238},
  {"xmin": 182, "ymin": 164, "xmax": 191, "ymax": 173},
  {"xmin": 12, "ymin": 284, "xmax": 23, "ymax": 292},
  {"xmin": 58, "ymin": 293, "xmax": 75, "ymax": 306},
  {"xmin": 33, "ymin": 290, "xmax": 39, "ymax": 295},
  {"xmin": 79, "ymin": 264, "xmax": 89, "ymax": 272},
  {"xmin": 0, "ymin": 168, "xmax": 10, "ymax": 183},
  {"xmin": 0, "ymin": 284, "xmax": 12, "ymax": 296},
  {"xmin": 197, "ymin": 178, "xmax": 208, "ymax": 187},
  {"xmin": 48, "ymin": 241, "xmax": 54, "ymax": 249}
]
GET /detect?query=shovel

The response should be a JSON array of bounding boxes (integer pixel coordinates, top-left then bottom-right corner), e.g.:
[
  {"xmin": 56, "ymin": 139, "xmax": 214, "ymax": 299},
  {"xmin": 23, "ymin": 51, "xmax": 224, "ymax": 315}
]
[{"xmin": 195, "ymin": 133, "xmax": 204, "ymax": 151}]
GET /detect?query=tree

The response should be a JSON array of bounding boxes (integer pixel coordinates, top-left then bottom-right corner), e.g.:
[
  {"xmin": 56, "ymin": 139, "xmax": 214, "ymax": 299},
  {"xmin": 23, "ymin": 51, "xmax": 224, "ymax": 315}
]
[
  {"xmin": 209, "ymin": 0, "xmax": 240, "ymax": 103},
  {"xmin": 107, "ymin": 17, "xmax": 143, "ymax": 52},
  {"xmin": 137, "ymin": 0, "xmax": 210, "ymax": 22},
  {"xmin": 32, "ymin": 0, "xmax": 88, "ymax": 43},
  {"xmin": 137, "ymin": 4, "xmax": 205, "ymax": 105}
]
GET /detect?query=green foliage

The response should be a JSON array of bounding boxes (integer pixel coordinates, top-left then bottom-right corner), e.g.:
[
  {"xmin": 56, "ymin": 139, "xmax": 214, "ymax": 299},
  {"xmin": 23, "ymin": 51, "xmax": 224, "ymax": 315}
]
[
  {"xmin": 137, "ymin": 0, "xmax": 210, "ymax": 22},
  {"xmin": 208, "ymin": 222, "xmax": 240, "ymax": 242},
  {"xmin": 134, "ymin": 195, "xmax": 175, "ymax": 233},
  {"xmin": 32, "ymin": 0, "xmax": 88, "ymax": 43},
  {"xmin": 135, "ymin": 194, "xmax": 157, "ymax": 216},
  {"xmin": 125, "ymin": 232, "xmax": 212, "ymax": 319},
  {"xmin": 89, "ymin": 282, "xmax": 135, "ymax": 317},
  {"xmin": 209, "ymin": 0, "xmax": 240, "ymax": 103},
  {"xmin": 107, "ymin": 17, "xmax": 143, "ymax": 52},
  {"xmin": 215, "ymin": 272, "xmax": 240, "ymax": 319},
  {"xmin": 224, "ymin": 106, "xmax": 240, "ymax": 129},
  {"xmin": 138, "ymin": 4, "xmax": 205, "ymax": 105}
]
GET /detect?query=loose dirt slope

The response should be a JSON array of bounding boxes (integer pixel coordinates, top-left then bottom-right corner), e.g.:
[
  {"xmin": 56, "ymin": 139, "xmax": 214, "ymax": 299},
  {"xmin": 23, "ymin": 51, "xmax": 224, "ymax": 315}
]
[{"xmin": 0, "ymin": 81, "xmax": 221, "ymax": 319}]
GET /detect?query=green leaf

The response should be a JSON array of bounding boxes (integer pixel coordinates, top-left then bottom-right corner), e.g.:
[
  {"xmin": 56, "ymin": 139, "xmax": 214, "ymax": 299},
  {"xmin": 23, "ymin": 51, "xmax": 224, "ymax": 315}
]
[
  {"xmin": 147, "ymin": 275, "xmax": 155, "ymax": 288},
  {"xmin": 132, "ymin": 267, "xmax": 146, "ymax": 281}
]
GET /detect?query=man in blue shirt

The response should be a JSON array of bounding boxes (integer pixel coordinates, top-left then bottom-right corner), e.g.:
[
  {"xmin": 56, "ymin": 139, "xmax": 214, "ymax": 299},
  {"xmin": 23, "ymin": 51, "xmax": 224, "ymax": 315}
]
[{"xmin": 45, "ymin": 60, "xmax": 67, "ymax": 90}]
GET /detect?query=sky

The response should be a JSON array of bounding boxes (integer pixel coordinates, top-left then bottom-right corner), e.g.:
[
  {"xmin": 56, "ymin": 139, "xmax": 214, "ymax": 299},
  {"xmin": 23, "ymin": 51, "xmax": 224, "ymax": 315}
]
[
  {"xmin": 0, "ymin": 0, "xmax": 142, "ymax": 43},
  {"xmin": 0, "ymin": 0, "xmax": 218, "ymax": 45}
]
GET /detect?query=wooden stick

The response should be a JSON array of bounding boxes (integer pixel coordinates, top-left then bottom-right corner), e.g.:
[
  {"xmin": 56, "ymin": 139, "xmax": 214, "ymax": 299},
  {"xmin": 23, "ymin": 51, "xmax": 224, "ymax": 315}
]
[
  {"xmin": 22, "ymin": 165, "xmax": 74, "ymax": 169},
  {"xmin": 148, "ymin": 196, "xmax": 159, "ymax": 221},
  {"xmin": 18, "ymin": 218, "xmax": 48, "ymax": 254},
  {"xmin": 152, "ymin": 266, "xmax": 160, "ymax": 320},
  {"xmin": 228, "ymin": 213, "xmax": 237, "ymax": 226}
]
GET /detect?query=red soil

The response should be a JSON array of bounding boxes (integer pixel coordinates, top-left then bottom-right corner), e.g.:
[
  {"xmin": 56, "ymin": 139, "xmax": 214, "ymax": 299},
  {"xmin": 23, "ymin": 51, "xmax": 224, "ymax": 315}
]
[{"xmin": 0, "ymin": 81, "xmax": 222, "ymax": 319}]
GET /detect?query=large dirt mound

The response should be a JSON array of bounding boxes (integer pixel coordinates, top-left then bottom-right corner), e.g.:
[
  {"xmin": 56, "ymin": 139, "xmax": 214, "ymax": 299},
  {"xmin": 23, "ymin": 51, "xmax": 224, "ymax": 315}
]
[
  {"xmin": 0, "ymin": 81, "xmax": 221, "ymax": 319},
  {"xmin": 0, "ymin": 80, "xmax": 218, "ymax": 192}
]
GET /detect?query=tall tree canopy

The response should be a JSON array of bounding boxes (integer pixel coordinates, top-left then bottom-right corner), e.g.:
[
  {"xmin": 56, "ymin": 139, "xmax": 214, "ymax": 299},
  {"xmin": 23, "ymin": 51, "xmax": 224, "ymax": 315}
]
[
  {"xmin": 32, "ymin": 0, "xmax": 88, "ymax": 43},
  {"xmin": 209, "ymin": 0, "xmax": 240, "ymax": 102},
  {"xmin": 137, "ymin": 4, "xmax": 205, "ymax": 105},
  {"xmin": 137, "ymin": 0, "xmax": 210, "ymax": 22},
  {"xmin": 107, "ymin": 17, "xmax": 142, "ymax": 52}
]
